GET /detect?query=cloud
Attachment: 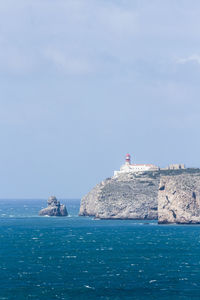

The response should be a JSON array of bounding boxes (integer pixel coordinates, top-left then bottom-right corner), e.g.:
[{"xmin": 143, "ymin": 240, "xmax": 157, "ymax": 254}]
[
  {"xmin": 177, "ymin": 54, "xmax": 200, "ymax": 65},
  {"xmin": 0, "ymin": 0, "xmax": 139, "ymax": 75},
  {"xmin": 1, "ymin": 0, "xmax": 200, "ymax": 79}
]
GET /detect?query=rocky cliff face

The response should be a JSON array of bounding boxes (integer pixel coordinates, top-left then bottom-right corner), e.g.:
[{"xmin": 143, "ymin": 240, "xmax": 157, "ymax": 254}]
[
  {"xmin": 158, "ymin": 173, "xmax": 200, "ymax": 224},
  {"xmin": 39, "ymin": 196, "xmax": 68, "ymax": 217},
  {"xmin": 80, "ymin": 169, "xmax": 200, "ymax": 222},
  {"xmin": 79, "ymin": 172, "xmax": 160, "ymax": 219}
]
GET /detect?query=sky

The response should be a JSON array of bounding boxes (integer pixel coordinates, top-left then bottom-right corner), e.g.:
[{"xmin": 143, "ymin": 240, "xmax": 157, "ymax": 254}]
[{"xmin": 0, "ymin": 0, "xmax": 200, "ymax": 198}]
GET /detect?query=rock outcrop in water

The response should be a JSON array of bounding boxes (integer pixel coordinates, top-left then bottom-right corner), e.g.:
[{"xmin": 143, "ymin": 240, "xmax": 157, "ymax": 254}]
[
  {"xmin": 158, "ymin": 173, "xmax": 200, "ymax": 224},
  {"xmin": 39, "ymin": 196, "xmax": 68, "ymax": 217},
  {"xmin": 79, "ymin": 172, "xmax": 160, "ymax": 219}
]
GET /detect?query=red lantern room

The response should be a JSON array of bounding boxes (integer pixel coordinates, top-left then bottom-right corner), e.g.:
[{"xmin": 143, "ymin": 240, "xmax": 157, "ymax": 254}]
[{"xmin": 125, "ymin": 153, "xmax": 131, "ymax": 165}]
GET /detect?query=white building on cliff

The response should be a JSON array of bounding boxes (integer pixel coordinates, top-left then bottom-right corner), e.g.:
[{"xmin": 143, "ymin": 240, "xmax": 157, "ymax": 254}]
[{"xmin": 114, "ymin": 154, "xmax": 159, "ymax": 176}]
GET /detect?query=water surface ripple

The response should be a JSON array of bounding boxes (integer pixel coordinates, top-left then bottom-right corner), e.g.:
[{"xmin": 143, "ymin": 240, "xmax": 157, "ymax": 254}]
[{"xmin": 0, "ymin": 200, "xmax": 200, "ymax": 299}]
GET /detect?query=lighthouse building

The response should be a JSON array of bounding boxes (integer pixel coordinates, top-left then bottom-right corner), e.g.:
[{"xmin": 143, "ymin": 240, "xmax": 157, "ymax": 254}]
[{"xmin": 114, "ymin": 154, "xmax": 159, "ymax": 176}]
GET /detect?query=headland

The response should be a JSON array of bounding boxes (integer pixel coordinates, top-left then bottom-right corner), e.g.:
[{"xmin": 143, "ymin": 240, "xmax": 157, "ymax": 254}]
[{"xmin": 79, "ymin": 154, "xmax": 200, "ymax": 224}]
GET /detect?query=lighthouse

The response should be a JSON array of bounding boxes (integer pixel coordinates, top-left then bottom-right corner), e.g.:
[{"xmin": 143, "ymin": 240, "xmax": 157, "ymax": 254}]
[
  {"xmin": 114, "ymin": 154, "xmax": 159, "ymax": 176},
  {"xmin": 125, "ymin": 153, "xmax": 131, "ymax": 165}
]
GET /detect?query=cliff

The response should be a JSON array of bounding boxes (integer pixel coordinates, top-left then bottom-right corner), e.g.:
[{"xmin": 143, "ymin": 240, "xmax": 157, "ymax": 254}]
[
  {"xmin": 79, "ymin": 172, "xmax": 160, "ymax": 219},
  {"xmin": 80, "ymin": 169, "xmax": 200, "ymax": 221},
  {"xmin": 158, "ymin": 172, "xmax": 200, "ymax": 224}
]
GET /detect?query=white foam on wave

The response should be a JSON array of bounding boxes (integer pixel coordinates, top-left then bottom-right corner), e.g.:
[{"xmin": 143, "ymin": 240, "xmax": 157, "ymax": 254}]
[
  {"xmin": 149, "ymin": 280, "xmax": 157, "ymax": 283},
  {"xmin": 66, "ymin": 256, "xmax": 77, "ymax": 258},
  {"xmin": 84, "ymin": 285, "xmax": 95, "ymax": 290}
]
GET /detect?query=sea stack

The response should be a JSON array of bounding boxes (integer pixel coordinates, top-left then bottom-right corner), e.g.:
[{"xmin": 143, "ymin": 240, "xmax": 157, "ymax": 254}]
[{"xmin": 39, "ymin": 196, "xmax": 68, "ymax": 217}]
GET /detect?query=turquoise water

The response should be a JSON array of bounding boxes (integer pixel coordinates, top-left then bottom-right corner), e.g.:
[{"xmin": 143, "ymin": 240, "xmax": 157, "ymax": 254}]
[{"xmin": 0, "ymin": 200, "xmax": 200, "ymax": 299}]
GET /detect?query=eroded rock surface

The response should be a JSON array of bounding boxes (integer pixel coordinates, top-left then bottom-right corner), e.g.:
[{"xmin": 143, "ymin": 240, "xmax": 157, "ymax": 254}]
[
  {"xmin": 158, "ymin": 173, "xmax": 200, "ymax": 224},
  {"xmin": 79, "ymin": 172, "xmax": 160, "ymax": 219},
  {"xmin": 39, "ymin": 196, "xmax": 68, "ymax": 217}
]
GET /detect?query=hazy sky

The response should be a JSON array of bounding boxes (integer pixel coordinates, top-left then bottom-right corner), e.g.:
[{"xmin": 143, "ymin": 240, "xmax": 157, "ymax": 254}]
[{"xmin": 0, "ymin": 0, "xmax": 200, "ymax": 198}]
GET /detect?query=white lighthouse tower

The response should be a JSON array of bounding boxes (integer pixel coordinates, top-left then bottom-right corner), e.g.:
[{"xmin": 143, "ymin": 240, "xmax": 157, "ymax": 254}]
[{"xmin": 125, "ymin": 153, "xmax": 131, "ymax": 165}]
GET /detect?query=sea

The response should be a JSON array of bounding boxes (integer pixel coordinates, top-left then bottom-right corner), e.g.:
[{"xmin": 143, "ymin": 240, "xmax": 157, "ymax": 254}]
[{"xmin": 0, "ymin": 200, "xmax": 200, "ymax": 300}]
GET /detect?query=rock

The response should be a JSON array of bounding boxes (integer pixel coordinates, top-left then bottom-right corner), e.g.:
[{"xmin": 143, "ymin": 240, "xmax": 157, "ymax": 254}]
[
  {"xmin": 158, "ymin": 174, "xmax": 200, "ymax": 224},
  {"xmin": 39, "ymin": 196, "xmax": 68, "ymax": 217},
  {"xmin": 80, "ymin": 168, "xmax": 200, "ymax": 221},
  {"xmin": 79, "ymin": 172, "xmax": 160, "ymax": 219}
]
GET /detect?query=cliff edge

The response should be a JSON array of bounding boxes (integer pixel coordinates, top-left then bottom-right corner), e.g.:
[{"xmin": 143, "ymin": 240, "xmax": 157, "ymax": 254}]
[
  {"xmin": 79, "ymin": 172, "xmax": 160, "ymax": 219},
  {"xmin": 80, "ymin": 169, "xmax": 200, "ymax": 221}
]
